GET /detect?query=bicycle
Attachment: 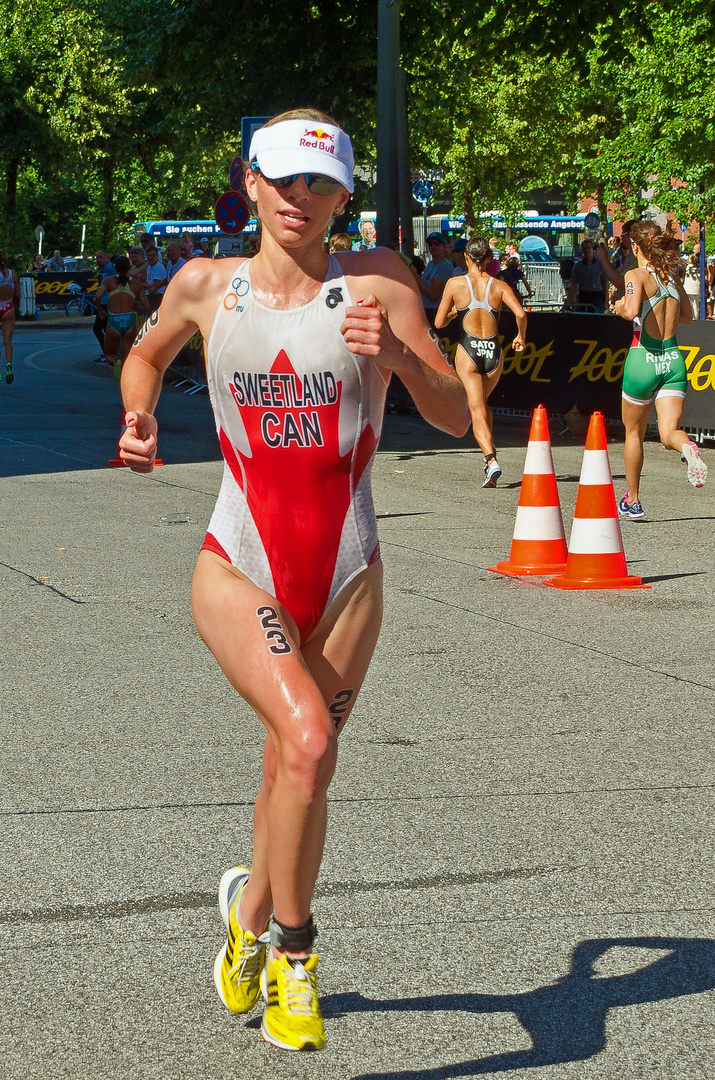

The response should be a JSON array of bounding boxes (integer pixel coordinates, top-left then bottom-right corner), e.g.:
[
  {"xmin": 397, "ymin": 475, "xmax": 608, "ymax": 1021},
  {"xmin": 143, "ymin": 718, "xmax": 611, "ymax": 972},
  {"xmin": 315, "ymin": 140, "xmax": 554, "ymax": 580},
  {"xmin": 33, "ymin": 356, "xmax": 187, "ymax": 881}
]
[{"xmin": 65, "ymin": 283, "xmax": 97, "ymax": 317}]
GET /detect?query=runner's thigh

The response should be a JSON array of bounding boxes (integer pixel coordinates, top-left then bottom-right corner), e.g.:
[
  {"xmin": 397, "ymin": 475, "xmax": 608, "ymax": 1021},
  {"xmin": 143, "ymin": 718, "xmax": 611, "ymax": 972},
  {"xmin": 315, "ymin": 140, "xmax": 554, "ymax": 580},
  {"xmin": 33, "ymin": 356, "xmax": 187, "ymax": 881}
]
[
  {"xmin": 302, "ymin": 560, "xmax": 384, "ymax": 734},
  {"xmin": 191, "ymin": 550, "xmax": 333, "ymax": 745}
]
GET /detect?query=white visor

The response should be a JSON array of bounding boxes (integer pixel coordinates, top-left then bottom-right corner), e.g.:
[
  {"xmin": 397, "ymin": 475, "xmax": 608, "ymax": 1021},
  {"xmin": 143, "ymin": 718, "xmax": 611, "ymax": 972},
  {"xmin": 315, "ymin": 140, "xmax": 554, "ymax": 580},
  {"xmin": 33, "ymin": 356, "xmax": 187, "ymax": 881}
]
[{"xmin": 249, "ymin": 119, "xmax": 354, "ymax": 193}]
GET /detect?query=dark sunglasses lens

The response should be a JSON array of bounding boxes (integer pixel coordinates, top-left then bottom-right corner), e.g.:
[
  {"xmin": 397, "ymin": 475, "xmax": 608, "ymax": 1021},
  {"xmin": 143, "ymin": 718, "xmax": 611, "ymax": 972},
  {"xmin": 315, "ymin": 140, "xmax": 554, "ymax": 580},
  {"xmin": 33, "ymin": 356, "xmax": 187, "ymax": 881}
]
[
  {"xmin": 264, "ymin": 173, "xmax": 340, "ymax": 194},
  {"xmin": 307, "ymin": 175, "xmax": 341, "ymax": 194}
]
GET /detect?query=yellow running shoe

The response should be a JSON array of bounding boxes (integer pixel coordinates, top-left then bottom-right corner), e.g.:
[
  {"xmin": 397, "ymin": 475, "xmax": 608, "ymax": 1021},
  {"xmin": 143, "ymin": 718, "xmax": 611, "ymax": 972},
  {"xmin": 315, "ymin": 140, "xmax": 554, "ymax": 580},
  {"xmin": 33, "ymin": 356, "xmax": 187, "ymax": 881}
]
[
  {"xmin": 260, "ymin": 952, "xmax": 326, "ymax": 1051},
  {"xmin": 213, "ymin": 867, "xmax": 269, "ymax": 1014}
]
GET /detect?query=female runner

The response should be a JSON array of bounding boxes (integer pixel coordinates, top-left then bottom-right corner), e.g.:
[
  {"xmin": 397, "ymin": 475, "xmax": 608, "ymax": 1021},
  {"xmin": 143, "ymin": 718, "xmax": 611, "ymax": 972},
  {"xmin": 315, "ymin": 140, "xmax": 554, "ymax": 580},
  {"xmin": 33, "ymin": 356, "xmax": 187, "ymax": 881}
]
[
  {"xmin": 94, "ymin": 255, "xmax": 150, "ymax": 379},
  {"xmin": 615, "ymin": 221, "xmax": 707, "ymax": 519},
  {"xmin": 435, "ymin": 236, "xmax": 526, "ymax": 487},
  {"xmin": 0, "ymin": 252, "xmax": 20, "ymax": 384},
  {"xmin": 118, "ymin": 109, "xmax": 468, "ymax": 1052}
]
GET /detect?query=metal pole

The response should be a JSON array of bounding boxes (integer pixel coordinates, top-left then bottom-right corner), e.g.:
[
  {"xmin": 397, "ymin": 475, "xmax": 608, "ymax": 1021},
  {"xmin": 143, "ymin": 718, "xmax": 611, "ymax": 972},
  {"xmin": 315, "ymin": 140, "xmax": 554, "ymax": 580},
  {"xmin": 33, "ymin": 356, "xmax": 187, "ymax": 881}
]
[
  {"xmin": 395, "ymin": 68, "xmax": 414, "ymax": 258},
  {"xmin": 376, "ymin": 0, "xmax": 400, "ymax": 247},
  {"xmin": 699, "ymin": 221, "xmax": 706, "ymax": 319}
]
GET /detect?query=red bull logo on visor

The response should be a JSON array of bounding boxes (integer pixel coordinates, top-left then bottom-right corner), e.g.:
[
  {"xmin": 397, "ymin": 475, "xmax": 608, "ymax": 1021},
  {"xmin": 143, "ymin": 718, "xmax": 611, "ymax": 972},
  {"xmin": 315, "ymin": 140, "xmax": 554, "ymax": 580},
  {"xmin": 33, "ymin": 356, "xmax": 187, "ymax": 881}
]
[{"xmin": 300, "ymin": 128, "xmax": 336, "ymax": 153}]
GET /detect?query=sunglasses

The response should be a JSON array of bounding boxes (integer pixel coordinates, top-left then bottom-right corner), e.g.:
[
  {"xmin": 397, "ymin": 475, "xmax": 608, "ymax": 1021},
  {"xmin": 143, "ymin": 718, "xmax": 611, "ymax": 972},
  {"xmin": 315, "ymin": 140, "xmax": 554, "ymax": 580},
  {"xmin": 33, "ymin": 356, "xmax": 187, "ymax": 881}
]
[{"xmin": 250, "ymin": 162, "xmax": 342, "ymax": 195}]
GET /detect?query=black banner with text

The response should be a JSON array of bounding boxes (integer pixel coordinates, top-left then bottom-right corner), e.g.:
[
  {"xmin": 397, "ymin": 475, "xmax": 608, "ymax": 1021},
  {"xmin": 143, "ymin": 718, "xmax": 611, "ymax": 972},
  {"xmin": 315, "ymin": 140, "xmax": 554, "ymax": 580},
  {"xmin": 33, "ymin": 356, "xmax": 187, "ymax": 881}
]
[{"xmin": 435, "ymin": 312, "xmax": 715, "ymax": 431}]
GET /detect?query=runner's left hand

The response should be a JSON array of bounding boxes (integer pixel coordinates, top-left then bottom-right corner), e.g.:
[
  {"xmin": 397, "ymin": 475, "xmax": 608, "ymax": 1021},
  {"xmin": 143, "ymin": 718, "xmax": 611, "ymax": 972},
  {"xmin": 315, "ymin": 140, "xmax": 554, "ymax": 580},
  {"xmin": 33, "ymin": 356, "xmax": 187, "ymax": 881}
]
[
  {"xmin": 512, "ymin": 336, "xmax": 525, "ymax": 352},
  {"xmin": 341, "ymin": 295, "xmax": 399, "ymax": 360}
]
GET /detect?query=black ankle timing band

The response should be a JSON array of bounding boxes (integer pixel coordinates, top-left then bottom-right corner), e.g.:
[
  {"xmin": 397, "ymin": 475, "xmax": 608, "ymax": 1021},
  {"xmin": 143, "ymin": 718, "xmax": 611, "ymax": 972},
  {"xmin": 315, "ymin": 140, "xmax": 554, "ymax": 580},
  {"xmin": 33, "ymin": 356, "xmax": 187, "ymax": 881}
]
[{"xmin": 269, "ymin": 915, "xmax": 318, "ymax": 951}]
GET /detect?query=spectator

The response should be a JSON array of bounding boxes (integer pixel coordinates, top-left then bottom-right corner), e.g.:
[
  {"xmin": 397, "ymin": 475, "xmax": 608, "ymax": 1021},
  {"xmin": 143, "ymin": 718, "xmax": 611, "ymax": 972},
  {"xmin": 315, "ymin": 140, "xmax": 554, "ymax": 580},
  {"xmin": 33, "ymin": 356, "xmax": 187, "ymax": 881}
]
[
  {"xmin": 139, "ymin": 232, "xmax": 153, "ymax": 256},
  {"xmin": 504, "ymin": 241, "xmax": 521, "ymax": 264},
  {"xmin": 27, "ymin": 254, "xmax": 44, "ymax": 273},
  {"xmin": 145, "ymin": 245, "xmax": 167, "ymax": 310},
  {"xmin": 485, "ymin": 246, "xmax": 502, "ymax": 278},
  {"xmin": 180, "ymin": 232, "xmax": 195, "ymax": 260},
  {"xmin": 450, "ymin": 237, "xmax": 467, "ymax": 276},
  {"xmin": 196, "ymin": 236, "xmax": 214, "ymax": 259},
  {"xmin": 165, "ymin": 242, "xmax": 186, "ymax": 284},
  {"xmin": 48, "ymin": 249, "xmax": 65, "ymax": 272},
  {"xmin": 595, "ymin": 221, "xmax": 638, "ymax": 304},
  {"xmin": 128, "ymin": 245, "xmax": 148, "ymax": 286},
  {"xmin": 683, "ymin": 254, "xmax": 700, "ymax": 319},
  {"xmin": 500, "ymin": 256, "xmax": 534, "ymax": 301},
  {"xmin": 92, "ymin": 249, "xmax": 115, "ymax": 360},
  {"xmin": 489, "ymin": 236, "xmax": 502, "ymax": 261},
  {"xmin": 417, "ymin": 232, "xmax": 454, "ymax": 325},
  {"xmin": 707, "ymin": 257, "xmax": 715, "ymax": 319},
  {"xmin": 352, "ymin": 219, "xmax": 376, "ymax": 251},
  {"xmin": 329, "ymin": 232, "xmax": 352, "ymax": 253},
  {"xmin": 567, "ymin": 240, "xmax": 609, "ymax": 312}
]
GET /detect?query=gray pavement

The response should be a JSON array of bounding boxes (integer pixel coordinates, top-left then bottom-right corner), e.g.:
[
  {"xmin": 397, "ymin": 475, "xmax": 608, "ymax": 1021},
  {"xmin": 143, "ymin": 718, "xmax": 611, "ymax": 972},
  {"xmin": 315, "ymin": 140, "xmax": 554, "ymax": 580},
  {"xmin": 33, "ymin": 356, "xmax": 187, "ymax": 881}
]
[{"xmin": 1, "ymin": 328, "xmax": 714, "ymax": 1079}]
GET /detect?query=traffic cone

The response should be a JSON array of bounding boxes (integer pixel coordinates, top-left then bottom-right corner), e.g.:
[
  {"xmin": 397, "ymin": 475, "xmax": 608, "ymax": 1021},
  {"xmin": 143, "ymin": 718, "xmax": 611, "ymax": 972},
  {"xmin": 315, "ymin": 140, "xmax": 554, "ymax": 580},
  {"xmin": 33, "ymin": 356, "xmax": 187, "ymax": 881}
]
[
  {"xmin": 544, "ymin": 411, "xmax": 649, "ymax": 590},
  {"xmin": 489, "ymin": 405, "xmax": 568, "ymax": 576},
  {"xmin": 108, "ymin": 410, "xmax": 163, "ymax": 468}
]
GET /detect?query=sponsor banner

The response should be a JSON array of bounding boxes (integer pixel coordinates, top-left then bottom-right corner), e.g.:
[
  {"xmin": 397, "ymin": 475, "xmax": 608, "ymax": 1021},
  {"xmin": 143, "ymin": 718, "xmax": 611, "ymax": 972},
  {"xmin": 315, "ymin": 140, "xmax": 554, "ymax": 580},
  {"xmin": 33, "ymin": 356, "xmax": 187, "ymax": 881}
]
[
  {"xmin": 436, "ymin": 313, "xmax": 715, "ymax": 430},
  {"xmin": 33, "ymin": 271, "xmax": 99, "ymax": 297}
]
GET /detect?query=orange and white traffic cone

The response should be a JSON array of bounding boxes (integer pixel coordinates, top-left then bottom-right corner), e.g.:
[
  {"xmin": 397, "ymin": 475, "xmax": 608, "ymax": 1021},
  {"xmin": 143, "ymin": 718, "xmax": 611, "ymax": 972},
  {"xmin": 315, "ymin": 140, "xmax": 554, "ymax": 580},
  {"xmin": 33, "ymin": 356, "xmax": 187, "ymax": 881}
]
[
  {"xmin": 108, "ymin": 410, "xmax": 163, "ymax": 468},
  {"xmin": 489, "ymin": 405, "xmax": 568, "ymax": 576},
  {"xmin": 544, "ymin": 411, "xmax": 649, "ymax": 590}
]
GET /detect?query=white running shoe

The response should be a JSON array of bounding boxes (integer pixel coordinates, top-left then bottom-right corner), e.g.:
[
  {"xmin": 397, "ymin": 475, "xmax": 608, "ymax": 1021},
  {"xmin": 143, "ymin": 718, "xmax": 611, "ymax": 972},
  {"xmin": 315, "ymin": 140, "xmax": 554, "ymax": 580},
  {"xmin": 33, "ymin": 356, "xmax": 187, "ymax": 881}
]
[
  {"xmin": 482, "ymin": 458, "xmax": 502, "ymax": 488},
  {"xmin": 681, "ymin": 442, "xmax": 708, "ymax": 488}
]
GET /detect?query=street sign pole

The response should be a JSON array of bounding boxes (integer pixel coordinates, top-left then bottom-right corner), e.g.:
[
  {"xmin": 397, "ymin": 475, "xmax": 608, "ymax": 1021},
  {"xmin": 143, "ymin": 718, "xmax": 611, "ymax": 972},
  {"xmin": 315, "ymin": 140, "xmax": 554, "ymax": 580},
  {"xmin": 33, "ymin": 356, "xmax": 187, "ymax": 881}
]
[
  {"xmin": 395, "ymin": 66, "xmax": 413, "ymax": 257},
  {"xmin": 412, "ymin": 181, "xmax": 433, "ymax": 258},
  {"xmin": 376, "ymin": 0, "xmax": 400, "ymax": 247}
]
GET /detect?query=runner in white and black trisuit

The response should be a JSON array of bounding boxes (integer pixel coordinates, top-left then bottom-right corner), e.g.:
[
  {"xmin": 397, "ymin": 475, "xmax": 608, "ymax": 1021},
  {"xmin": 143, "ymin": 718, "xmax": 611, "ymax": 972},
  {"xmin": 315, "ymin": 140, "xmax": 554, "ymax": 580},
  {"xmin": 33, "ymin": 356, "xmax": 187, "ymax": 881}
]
[{"xmin": 435, "ymin": 236, "xmax": 527, "ymax": 487}]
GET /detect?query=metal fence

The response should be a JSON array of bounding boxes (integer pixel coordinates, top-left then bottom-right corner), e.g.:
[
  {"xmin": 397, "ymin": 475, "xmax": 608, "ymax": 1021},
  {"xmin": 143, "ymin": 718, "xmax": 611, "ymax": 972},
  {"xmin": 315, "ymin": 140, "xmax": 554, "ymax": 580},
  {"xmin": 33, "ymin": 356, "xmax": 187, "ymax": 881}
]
[{"xmin": 521, "ymin": 264, "xmax": 565, "ymax": 306}]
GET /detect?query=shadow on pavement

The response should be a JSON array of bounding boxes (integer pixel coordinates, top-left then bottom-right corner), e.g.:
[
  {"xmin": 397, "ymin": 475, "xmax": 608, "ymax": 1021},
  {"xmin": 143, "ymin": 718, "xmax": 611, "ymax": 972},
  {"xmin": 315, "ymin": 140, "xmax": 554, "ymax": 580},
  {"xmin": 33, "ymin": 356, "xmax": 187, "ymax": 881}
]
[{"xmin": 330, "ymin": 937, "xmax": 715, "ymax": 1079}]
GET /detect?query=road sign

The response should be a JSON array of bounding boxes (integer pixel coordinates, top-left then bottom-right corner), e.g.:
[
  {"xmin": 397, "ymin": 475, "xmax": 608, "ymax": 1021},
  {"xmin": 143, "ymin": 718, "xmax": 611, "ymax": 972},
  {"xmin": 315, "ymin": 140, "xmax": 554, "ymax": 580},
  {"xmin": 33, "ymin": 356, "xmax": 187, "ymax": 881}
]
[
  {"xmin": 241, "ymin": 116, "xmax": 271, "ymax": 160},
  {"xmin": 585, "ymin": 228, "xmax": 601, "ymax": 241},
  {"xmin": 412, "ymin": 180, "xmax": 434, "ymax": 206},
  {"xmin": 214, "ymin": 191, "xmax": 250, "ymax": 234},
  {"xmin": 230, "ymin": 157, "xmax": 245, "ymax": 191},
  {"xmin": 411, "ymin": 169, "xmax": 445, "ymax": 182},
  {"xmin": 584, "ymin": 212, "xmax": 600, "ymax": 230}
]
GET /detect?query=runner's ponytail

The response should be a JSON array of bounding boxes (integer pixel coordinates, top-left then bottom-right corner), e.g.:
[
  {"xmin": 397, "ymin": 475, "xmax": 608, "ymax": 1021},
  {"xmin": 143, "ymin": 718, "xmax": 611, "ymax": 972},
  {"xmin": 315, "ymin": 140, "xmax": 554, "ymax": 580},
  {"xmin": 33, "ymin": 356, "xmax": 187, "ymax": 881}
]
[
  {"xmin": 630, "ymin": 222, "xmax": 682, "ymax": 284},
  {"xmin": 114, "ymin": 254, "xmax": 131, "ymax": 286}
]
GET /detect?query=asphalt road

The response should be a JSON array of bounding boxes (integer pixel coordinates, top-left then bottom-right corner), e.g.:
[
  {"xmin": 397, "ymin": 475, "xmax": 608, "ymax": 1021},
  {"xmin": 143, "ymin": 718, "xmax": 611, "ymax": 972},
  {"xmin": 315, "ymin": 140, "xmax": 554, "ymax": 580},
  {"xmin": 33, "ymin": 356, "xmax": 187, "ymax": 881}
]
[{"xmin": 1, "ymin": 327, "xmax": 714, "ymax": 1080}]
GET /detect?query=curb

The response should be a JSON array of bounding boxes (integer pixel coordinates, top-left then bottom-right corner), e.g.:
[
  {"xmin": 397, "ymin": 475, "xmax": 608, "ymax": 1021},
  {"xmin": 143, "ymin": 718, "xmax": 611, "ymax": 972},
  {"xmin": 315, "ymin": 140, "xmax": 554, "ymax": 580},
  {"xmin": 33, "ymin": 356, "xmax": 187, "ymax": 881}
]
[{"xmin": 15, "ymin": 320, "xmax": 92, "ymax": 331}]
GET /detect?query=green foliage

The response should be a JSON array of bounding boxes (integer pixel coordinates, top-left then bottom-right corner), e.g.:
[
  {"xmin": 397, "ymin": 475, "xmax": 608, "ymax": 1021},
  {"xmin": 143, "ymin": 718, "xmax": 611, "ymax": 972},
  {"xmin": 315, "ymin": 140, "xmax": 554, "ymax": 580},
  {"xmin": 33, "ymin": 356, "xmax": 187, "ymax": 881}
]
[{"xmin": 2, "ymin": 0, "xmax": 715, "ymax": 252}]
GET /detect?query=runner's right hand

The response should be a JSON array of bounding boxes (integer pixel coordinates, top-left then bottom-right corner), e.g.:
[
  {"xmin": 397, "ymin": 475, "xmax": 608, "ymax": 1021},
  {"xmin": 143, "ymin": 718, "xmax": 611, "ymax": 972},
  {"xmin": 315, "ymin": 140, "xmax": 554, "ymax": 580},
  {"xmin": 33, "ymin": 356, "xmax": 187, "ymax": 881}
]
[{"xmin": 119, "ymin": 411, "xmax": 158, "ymax": 472}]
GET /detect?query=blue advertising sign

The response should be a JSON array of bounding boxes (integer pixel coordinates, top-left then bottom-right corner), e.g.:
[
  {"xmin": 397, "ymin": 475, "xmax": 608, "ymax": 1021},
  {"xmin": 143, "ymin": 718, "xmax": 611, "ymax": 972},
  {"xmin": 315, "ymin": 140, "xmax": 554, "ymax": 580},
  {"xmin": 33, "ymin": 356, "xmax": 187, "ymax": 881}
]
[
  {"xmin": 241, "ymin": 116, "xmax": 272, "ymax": 160},
  {"xmin": 214, "ymin": 191, "xmax": 250, "ymax": 234}
]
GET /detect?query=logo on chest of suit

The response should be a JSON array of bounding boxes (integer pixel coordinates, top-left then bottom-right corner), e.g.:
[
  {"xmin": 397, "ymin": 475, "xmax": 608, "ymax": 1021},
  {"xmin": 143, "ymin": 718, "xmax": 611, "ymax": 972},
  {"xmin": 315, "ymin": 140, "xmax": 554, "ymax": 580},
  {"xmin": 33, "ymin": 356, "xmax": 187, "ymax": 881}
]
[
  {"xmin": 231, "ymin": 353, "xmax": 340, "ymax": 449},
  {"xmin": 326, "ymin": 287, "xmax": 343, "ymax": 309}
]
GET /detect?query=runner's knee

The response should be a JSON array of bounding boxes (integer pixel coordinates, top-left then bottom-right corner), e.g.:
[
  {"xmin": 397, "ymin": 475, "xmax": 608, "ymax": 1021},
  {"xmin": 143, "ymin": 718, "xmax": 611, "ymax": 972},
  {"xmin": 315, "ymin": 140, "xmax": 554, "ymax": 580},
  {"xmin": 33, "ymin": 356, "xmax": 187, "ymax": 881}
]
[{"xmin": 279, "ymin": 722, "xmax": 337, "ymax": 799}]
